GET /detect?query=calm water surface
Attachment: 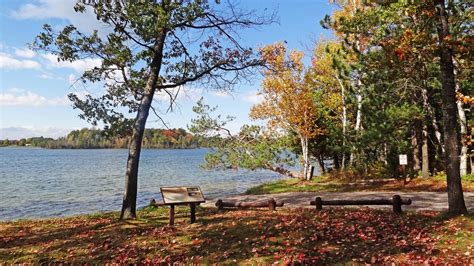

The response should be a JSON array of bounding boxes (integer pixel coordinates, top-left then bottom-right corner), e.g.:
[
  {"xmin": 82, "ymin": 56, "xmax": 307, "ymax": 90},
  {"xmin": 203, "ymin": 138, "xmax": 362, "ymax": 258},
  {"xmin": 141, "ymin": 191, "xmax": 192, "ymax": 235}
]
[{"xmin": 0, "ymin": 148, "xmax": 285, "ymax": 220}]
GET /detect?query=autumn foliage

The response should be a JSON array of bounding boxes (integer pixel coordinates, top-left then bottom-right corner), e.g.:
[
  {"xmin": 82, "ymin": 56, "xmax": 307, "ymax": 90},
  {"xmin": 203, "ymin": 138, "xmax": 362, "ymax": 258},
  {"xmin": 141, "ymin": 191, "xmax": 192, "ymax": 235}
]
[{"xmin": 1, "ymin": 207, "xmax": 473, "ymax": 264}]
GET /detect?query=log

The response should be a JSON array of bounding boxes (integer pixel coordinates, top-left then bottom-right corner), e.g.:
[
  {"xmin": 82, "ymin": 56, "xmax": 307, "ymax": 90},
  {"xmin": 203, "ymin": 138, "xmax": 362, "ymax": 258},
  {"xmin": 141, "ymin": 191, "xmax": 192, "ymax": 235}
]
[
  {"xmin": 310, "ymin": 195, "xmax": 412, "ymax": 213},
  {"xmin": 215, "ymin": 198, "xmax": 284, "ymax": 211}
]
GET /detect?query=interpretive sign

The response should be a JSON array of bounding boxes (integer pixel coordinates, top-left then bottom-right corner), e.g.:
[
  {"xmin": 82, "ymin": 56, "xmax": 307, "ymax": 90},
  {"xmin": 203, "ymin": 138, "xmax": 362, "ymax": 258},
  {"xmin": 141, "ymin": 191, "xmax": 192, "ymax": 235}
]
[
  {"xmin": 160, "ymin": 186, "xmax": 205, "ymax": 205},
  {"xmin": 160, "ymin": 186, "xmax": 206, "ymax": 225},
  {"xmin": 399, "ymin": 154, "xmax": 408, "ymax": 165}
]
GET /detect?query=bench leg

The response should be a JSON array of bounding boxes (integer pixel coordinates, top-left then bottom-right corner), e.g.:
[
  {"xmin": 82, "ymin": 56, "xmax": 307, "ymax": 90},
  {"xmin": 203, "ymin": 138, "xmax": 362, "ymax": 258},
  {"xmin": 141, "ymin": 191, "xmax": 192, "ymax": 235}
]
[
  {"xmin": 392, "ymin": 195, "xmax": 402, "ymax": 213},
  {"xmin": 169, "ymin": 205, "xmax": 175, "ymax": 226},
  {"xmin": 315, "ymin": 197, "xmax": 323, "ymax": 211},
  {"xmin": 190, "ymin": 203, "xmax": 196, "ymax": 223}
]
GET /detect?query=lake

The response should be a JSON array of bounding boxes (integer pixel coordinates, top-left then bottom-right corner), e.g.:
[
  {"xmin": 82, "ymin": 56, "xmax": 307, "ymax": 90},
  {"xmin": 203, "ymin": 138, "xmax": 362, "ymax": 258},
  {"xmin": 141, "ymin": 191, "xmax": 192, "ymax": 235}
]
[{"xmin": 0, "ymin": 148, "xmax": 287, "ymax": 220}]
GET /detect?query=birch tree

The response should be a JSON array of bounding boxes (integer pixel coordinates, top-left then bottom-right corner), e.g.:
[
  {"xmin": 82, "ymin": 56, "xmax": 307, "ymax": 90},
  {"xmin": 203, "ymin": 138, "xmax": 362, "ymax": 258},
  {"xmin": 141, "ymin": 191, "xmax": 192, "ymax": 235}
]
[{"xmin": 250, "ymin": 43, "xmax": 322, "ymax": 180}]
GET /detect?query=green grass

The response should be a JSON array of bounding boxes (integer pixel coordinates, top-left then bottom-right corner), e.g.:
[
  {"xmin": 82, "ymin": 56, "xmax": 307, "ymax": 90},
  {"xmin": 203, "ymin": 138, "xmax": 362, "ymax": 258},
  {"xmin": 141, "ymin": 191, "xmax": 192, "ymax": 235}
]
[{"xmin": 245, "ymin": 173, "xmax": 474, "ymax": 195}]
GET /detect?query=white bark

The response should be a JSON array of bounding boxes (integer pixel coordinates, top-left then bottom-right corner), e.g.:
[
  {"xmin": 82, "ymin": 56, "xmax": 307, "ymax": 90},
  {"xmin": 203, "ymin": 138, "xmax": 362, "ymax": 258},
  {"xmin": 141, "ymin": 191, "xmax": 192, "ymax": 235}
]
[
  {"xmin": 350, "ymin": 80, "xmax": 363, "ymax": 166},
  {"xmin": 454, "ymin": 66, "xmax": 468, "ymax": 176},
  {"xmin": 457, "ymin": 96, "xmax": 468, "ymax": 176},
  {"xmin": 336, "ymin": 76, "xmax": 347, "ymax": 170},
  {"xmin": 422, "ymin": 124, "xmax": 430, "ymax": 178},
  {"xmin": 300, "ymin": 136, "xmax": 311, "ymax": 180}
]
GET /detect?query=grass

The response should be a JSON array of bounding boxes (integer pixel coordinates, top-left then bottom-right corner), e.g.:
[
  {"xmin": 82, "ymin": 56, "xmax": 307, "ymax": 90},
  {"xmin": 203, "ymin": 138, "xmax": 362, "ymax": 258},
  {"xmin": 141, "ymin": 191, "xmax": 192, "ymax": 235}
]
[
  {"xmin": 1, "ymin": 206, "xmax": 473, "ymax": 264},
  {"xmin": 246, "ymin": 172, "xmax": 474, "ymax": 195}
]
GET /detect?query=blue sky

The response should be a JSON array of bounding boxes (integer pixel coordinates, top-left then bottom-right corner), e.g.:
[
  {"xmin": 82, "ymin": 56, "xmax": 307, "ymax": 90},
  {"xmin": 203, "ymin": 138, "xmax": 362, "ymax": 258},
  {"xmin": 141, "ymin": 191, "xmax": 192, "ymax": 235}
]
[{"xmin": 0, "ymin": 0, "xmax": 335, "ymax": 139}]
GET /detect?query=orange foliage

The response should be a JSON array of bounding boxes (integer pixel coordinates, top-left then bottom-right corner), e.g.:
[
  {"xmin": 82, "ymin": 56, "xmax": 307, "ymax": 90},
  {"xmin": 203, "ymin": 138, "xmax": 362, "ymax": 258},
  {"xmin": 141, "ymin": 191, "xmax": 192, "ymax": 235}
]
[{"xmin": 251, "ymin": 42, "xmax": 322, "ymax": 139}]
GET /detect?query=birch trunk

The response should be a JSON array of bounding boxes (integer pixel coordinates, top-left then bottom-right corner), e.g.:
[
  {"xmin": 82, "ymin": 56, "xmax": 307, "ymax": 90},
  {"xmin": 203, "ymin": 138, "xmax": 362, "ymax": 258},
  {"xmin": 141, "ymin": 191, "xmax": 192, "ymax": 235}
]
[
  {"xmin": 457, "ymin": 99, "xmax": 468, "ymax": 176},
  {"xmin": 422, "ymin": 124, "xmax": 430, "ymax": 178},
  {"xmin": 412, "ymin": 122, "xmax": 421, "ymax": 173},
  {"xmin": 300, "ymin": 136, "xmax": 311, "ymax": 180},
  {"xmin": 454, "ymin": 67, "xmax": 468, "ymax": 176},
  {"xmin": 336, "ymin": 76, "xmax": 347, "ymax": 171}
]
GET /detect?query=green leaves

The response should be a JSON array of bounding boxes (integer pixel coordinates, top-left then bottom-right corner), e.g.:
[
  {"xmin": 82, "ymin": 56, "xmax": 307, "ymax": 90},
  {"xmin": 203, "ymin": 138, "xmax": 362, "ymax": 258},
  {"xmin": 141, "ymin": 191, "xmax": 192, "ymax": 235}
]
[
  {"xmin": 189, "ymin": 98, "xmax": 295, "ymax": 175},
  {"xmin": 32, "ymin": 1, "xmax": 272, "ymax": 138}
]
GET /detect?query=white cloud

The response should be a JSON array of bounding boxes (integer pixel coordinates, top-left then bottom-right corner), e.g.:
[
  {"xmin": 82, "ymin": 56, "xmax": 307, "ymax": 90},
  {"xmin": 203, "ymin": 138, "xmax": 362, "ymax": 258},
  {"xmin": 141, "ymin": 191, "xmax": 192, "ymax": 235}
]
[
  {"xmin": 11, "ymin": 0, "xmax": 107, "ymax": 34},
  {"xmin": 38, "ymin": 73, "xmax": 62, "ymax": 80},
  {"xmin": 212, "ymin": 90, "xmax": 231, "ymax": 98},
  {"xmin": 0, "ymin": 52, "xmax": 40, "ymax": 70},
  {"xmin": 0, "ymin": 126, "xmax": 72, "ymax": 139},
  {"xmin": 0, "ymin": 90, "xmax": 69, "ymax": 107},
  {"xmin": 155, "ymin": 86, "xmax": 204, "ymax": 103},
  {"xmin": 241, "ymin": 90, "xmax": 263, "ymax": 104},
  {"xmin": 42, "ymin": 53, "xmax": 102, "ymax": 73},
  {"xmin": 6, "ymin": 88, "xmax": 26, "ymax": 93},
  {"xmin": 68, "ymin": 74, "xmax": 77, "ymax": 85},
  {"xmin": 14, "ymin": 48, "xmax": 36, "ymax": 58}
]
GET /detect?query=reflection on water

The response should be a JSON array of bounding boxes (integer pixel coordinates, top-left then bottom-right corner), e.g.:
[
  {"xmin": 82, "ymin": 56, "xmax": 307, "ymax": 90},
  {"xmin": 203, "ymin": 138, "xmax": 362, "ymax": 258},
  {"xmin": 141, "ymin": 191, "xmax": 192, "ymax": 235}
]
[{"xmin": 0, "ymin": 148, "xmax": 285, "ymax": 220}]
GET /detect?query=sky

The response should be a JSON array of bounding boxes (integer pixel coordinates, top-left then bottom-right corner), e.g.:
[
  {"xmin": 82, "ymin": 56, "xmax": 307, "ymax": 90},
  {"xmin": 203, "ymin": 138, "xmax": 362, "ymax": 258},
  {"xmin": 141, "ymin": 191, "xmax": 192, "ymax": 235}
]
[{"xmin": 0, "ymin": 0, "xmax": 335, "ymax": 139}]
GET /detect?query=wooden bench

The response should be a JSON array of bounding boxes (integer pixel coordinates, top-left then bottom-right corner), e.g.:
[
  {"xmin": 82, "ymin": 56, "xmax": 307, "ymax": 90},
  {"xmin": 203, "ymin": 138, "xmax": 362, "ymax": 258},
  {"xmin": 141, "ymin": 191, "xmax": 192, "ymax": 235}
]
[
  {"xmin": 215, "ymin": 198, "xmax": 284, "ymax": 211},
  {"xmin": 310, "ymin": 194, "xmax": 412, "ymax": 213}
]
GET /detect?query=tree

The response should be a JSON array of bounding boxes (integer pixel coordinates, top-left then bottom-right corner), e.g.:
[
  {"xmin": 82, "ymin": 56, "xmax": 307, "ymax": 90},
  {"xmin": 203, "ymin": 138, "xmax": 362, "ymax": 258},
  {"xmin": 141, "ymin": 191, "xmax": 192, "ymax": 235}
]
[
  {"xmin": 323, "ymin": 0, "xmax": 469, "ymax": 214},
  {"xmin": 433, "ymin": 0, "xmax": 467, "ymax": 214},
  {"xmin": 308, "ymin": 40, "xmax": 350, "ymax": 171},
  {"xmin": 251, "ymin": 43, "xmax": 323, "ymax": 180},
  {"xmin": 189, "ymin": 98, "xmax": 296, "ymax": 177},
  {"xmin": 33, "ymin": 0, "xmax": 273, "ymax": 219}
]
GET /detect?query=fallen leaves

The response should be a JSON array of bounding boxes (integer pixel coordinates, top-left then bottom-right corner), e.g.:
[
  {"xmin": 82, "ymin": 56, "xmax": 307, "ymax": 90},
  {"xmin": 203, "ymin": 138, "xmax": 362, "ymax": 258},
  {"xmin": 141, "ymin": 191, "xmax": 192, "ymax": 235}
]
[{"xmin": 0, "ymin": 207, "xmax": 473, "ymax": 264}]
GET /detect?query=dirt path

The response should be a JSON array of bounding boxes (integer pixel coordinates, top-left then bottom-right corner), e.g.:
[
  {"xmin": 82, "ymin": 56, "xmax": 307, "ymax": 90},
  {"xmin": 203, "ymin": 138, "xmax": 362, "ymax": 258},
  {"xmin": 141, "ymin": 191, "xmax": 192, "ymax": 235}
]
[{"xmin": 202, "ymin": 191, "xmax": 474, "ymax": 212}]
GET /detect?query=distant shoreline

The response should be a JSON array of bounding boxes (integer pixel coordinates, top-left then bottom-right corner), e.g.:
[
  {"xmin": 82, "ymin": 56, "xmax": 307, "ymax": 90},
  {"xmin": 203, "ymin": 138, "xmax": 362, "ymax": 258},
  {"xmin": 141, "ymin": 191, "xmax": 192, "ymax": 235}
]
[{"xmin": 0, "ymin": 145, "xmax": 206, "ymax": 150}]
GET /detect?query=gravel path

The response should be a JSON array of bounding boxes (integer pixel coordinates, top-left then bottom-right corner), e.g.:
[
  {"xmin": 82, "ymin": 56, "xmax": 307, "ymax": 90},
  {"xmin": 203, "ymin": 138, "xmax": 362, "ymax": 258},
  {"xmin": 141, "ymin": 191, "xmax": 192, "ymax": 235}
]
[{"xmin": 202, "ymin": 191, "xmax": 474, "ymax": 212}]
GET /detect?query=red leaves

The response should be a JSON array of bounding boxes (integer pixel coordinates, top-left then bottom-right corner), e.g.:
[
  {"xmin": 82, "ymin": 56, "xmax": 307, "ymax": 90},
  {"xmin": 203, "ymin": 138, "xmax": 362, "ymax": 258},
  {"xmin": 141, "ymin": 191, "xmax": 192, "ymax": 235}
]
[{"xmin": 1, "ymin": 208, "xmax": 473, "ymax": 264}]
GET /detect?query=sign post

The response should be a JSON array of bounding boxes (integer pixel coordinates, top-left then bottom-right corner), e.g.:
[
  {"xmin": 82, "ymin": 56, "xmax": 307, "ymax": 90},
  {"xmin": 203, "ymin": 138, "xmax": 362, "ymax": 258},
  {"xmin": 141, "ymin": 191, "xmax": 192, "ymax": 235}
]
[
  {"xmin": 161, "ymin": 186, "xmax": 205, "ymax": 225},
  {"xmin": 399, "ymin": 154, "xmax": 408, "ymax": 183}
]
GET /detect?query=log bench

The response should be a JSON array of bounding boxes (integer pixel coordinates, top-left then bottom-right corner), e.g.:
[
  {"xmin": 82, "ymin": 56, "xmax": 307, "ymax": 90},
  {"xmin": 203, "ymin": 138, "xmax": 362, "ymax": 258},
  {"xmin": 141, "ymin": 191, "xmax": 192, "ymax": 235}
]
[
  {"xmin": 215, "ymin": 198, "xmax": 284, "ymax": 211},
  {"xmin": 310, "ymin": 194, "xmax": 412, "ymax": 213}
]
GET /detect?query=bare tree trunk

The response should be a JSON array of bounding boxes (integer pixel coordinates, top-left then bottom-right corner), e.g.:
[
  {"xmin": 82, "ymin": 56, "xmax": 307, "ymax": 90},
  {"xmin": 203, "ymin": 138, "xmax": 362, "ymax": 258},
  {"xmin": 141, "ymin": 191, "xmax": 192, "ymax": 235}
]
[
  {"xmin": 120, "ymin": 35, "xmax": 166, "ymax": 220},
  {"xmin": 454, "ymin": 70, "xmax": 468, "ymax": 176},
  {"xmin": 318, "ymin": 155, "xmax": 326, "ymax": 174},
  {"xmin": 457, "ymin": 99, "xmax": 468, "ymax": 176},
  {"xmin": 433, "ymin": 0, "xmax": 467, "ymax": 214},
  {"xmin": 412, "ymin": 122, "xmax": 422, "ymax": 173},
  {"xmin": 421, "ymin": 85, "xmax": 444, "ymax": 154},
  {"xmin": 336, "ymin": 76, "xmax": 347, "ymax": 170},
  {"xmin": 350, "ymin": 84, "xmax": 363, "ymax": 167},
  {"xmin": 422, "ymin": 124, "xmax": 430, "ymax": 178},
  {"xmin": 333, "ymin": 153, "xmax": 340, "ymax": 171},
  {"xmin": 300, "ymin": 136, "xmax": 310, "ymax": 180}
]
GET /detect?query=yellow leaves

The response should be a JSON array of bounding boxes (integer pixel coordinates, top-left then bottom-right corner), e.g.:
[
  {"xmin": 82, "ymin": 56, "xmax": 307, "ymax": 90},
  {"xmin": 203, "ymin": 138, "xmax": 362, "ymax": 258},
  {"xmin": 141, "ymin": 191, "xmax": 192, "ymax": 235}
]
[{"xmin": 253, "ymin": 42, "xmax": 322, "ymax": 140}]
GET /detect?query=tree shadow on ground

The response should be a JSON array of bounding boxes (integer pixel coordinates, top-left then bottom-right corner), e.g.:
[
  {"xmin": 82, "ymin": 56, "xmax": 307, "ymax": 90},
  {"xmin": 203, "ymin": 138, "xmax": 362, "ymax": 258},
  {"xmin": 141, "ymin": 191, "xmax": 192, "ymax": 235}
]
[{"xmin": 1, "ymin": 206, "xmax": 472, "ymax": 264}]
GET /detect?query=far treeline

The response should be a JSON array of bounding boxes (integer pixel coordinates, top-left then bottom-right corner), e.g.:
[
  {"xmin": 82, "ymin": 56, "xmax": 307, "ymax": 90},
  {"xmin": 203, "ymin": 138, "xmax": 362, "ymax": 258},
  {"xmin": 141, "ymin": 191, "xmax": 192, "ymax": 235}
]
[{"xmin": 1, "ymin": 128, "xmax": 209, "ymax": 149}]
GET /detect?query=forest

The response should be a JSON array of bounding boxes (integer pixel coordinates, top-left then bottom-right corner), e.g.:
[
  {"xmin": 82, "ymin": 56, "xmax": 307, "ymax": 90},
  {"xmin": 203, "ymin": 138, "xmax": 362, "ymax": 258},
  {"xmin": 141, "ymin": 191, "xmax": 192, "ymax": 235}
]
[
  {"xmin": 191, "ymin": 0, "xmax": 473, "ymax": 181},
  {"xmin": 1, "ymin": 128, "xmax": 207, "ymax": 149},
  {"xmin": 24, "ymin": 0, "xmax": 472, "ymax": 217}
]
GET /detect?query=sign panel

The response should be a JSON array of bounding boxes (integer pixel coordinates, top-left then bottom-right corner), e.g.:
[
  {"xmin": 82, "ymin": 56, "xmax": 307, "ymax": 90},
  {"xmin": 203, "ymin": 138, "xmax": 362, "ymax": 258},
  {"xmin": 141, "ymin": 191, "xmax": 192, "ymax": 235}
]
[
  {"xmin": 399, "ymin": 154, "xmax": 408, "ymax": 165},
  {"xmin": 161, "ymin": 186, "xmax": 205, "ymax": 205}
]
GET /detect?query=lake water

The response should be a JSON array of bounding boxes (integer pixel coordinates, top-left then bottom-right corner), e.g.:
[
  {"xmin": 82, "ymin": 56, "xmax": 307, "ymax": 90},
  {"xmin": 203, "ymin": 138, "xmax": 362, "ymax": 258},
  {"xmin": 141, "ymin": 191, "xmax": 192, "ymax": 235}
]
[{"xmin": 0, "ymin": 148, "xmax": 287, "ymax": 220}]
